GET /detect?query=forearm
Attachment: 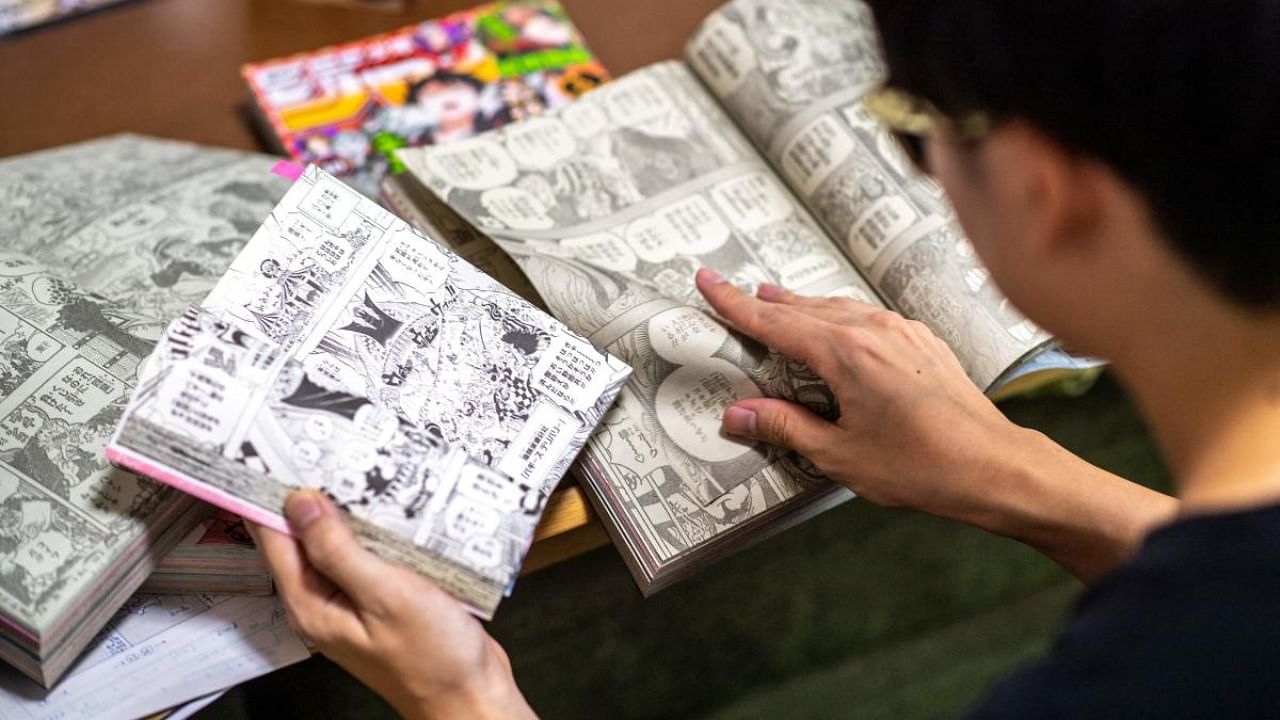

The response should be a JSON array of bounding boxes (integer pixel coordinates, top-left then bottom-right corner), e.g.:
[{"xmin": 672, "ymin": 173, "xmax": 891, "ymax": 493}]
[{"xmin": 948, "ymin": 425, "xmax": 1178, "ymax": 584}]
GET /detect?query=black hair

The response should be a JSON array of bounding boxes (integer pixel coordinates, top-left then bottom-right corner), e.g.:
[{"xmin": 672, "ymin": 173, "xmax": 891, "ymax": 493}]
[
  {"xmin": 408, "ymin": 70, "xmax": 485, "ymax": 103},
  {"xmin": 865, "ymin": 0, "xmax": 1280, "ymax": 309}
]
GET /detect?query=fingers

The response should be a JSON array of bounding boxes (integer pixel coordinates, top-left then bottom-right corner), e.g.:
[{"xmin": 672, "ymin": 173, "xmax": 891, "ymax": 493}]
[
  {"xmin": 281, "ymin": 490, "xmax": 393, "ymax": 614},
  {"xmin": 722, "ymin": 397, "xmax": 841, "ymax": 466},
  {"xmin": 695, "ymin": 269, "xmax": 833, "ymax": 373},
  {"xmin": 247, "ymin": 518, "xmax": 366, "ymax": 645}
]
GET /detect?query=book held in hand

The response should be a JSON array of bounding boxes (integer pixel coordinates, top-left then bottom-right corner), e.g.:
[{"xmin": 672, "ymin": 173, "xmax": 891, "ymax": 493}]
[{"xmin": 109, "ymin": 166, "xmax": 631, "ymax": 617}]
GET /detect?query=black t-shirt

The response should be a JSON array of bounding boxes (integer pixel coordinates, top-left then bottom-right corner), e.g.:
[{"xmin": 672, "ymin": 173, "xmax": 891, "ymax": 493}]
[{"xmin": 964, "ymin": 502, "xmax": 1280, "ymax": 719}]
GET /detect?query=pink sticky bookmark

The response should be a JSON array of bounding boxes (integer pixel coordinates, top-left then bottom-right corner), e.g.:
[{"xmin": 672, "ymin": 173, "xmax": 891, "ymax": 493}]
[{"xmin": 270, "ymin": 161, "xmax": 305, "ymax": 182}]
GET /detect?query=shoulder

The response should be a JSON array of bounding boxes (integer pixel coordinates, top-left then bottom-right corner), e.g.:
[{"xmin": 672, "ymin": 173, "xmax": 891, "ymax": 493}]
[{"xmin": 964, "ymin": 504, "xmax": 1280, "ymax": 720}]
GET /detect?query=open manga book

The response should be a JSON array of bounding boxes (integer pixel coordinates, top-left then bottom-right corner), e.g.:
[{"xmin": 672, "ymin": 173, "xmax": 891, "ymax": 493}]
[
  {"xmin": 388, "ymin": 0, "xmax": 1102, "ymax": 592},
  {"xmin": 109, "ymin": 166, "xmax": 631, "ymax": 618}
]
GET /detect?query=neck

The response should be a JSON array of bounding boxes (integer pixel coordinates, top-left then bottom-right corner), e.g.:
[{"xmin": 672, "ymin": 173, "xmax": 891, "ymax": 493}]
[{"xmin": 1111, "ymin": 299, "xmax": 1280, "ymax": 515}]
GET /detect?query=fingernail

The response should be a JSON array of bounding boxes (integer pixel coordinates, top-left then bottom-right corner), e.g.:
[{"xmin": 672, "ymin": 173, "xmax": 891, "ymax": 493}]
[
  {"xmin": 722, "ymin": 406, "xmax": 758, "ymax": 438},
  {"xmin": 285, "ymin": 491, "xmax": 323, "ymax": 529},
  {"xmin": 756, "ymin": 283, "xmax": 786, "ymax": 301},
  {"xmin": 699, "ymin": 267, "xmax": 727, "ymax": 285}
]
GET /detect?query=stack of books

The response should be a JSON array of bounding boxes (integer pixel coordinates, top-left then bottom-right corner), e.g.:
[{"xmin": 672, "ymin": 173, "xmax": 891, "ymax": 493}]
[{"xmin": 141, "ymin": 510, "xmax": 273, "ymax": 596}]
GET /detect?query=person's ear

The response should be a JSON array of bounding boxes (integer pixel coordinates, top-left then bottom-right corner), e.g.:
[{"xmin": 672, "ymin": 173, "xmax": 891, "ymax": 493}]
[{"xmin": 994, "ymin": 121, "xmax": 1106, "ymax": 262}]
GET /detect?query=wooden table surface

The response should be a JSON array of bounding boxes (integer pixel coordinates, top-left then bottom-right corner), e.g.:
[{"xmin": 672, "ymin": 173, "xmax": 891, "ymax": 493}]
[
  {"xmin": 0, "ymin": 0, "xmax": 725, "ymax": 566},
  {"xmin": 0, "ymin": 0, "xmax": 723, "ymax": 156}
]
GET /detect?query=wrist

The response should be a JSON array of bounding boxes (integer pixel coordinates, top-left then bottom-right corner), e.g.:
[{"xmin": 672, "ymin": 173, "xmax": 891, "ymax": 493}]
[{"xmin": 412, "ymin": 642, "xmax": 535, "ymax": 720}]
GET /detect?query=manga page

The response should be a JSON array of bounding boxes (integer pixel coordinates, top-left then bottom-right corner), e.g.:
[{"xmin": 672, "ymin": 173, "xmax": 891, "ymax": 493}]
[
  {"xmin": 0, "ymin": 252, "xmax": 186, "ymax": 638},
  {"xmin": 0, "ymin": 135, "xmax": 290, "ymax": 339},
  {"xmin": 685, "ymin": 0, "xmax": 1050, "ymax": 388},
  {"xmin": 114, "ymin": 166, "xmax": 629, "ymax": 615},
  {"xmin": 397, "ymin": 62, "xmax": 879, "ymax": 585}
]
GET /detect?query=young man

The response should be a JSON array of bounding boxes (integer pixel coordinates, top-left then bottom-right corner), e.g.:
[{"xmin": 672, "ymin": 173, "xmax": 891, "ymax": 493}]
[{"xmin": 248, "ymin": 1, "xmax": 1280, "ymax": 717}]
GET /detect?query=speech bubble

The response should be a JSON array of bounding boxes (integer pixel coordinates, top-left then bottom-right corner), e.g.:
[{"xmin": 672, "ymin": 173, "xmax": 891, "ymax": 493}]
[
  {"xmin": 649, "ymin": 307, "xmax": 728, "ymax": 365},
  {"xmin": 456, "ymin": 465, "xmax": 524, "ymax": 513},
  {"xmin": 341, "ymin": 440, "xmax": 378, "ymax": 473},
  {"xmin": 602, "ymin": 75, "xmax": 673, "ymax": 127},
  {"xmin": 35, "ymin": 359, "xmax": 122, "ymax": 425},
  {"xmin": 504, "ymin": 118, "xmax": 577, "ymax": 170},
  {"xmin": 530, "ymin": 336, "xmax": 610, "ymax": 412},
  {"xmin": 709, "ymin": 172, "xmax": 793, "ymax": 232},
  {"xmin": 0, "ymin": 409, "xmax": 42, "ymax": 453},
  {"xmin": 654, "ymin": 359, "xmax": 761, "ymax": 463},
  {"xmin": 624, "ymin": 215, "xmax": 675, "ymax": 264},
  {"xmin": 561, "ymin": 102, "xmax": 609, "ymax": 138},
  {"xmin": 780, "ymin": 114, "xmax": 855, "ymax": 194},
  {"xmin": 687, "ymin": 13, "xmax": 757, "ymax": 97},
  {"xmin": 424, "ymin": 139, "xmax": 518, "ymax": 191},
  {"xmin": 292, "ymin": 441, "xmax": 323, "ymax": 470},
  {"xmin": 304, "ymin": 416, "xmax": 334, "ymax": 442},
  {"xmin": 101, "ymin": 203, "xmax": 168, "ymax": 238},
  {"xmin": 13, "ymin": 529, "xmax": 71, "ymax": 574},
  {"xmin": 560, "ymin": 232, "xmax": 638, "ymax": 273},
  {"xmin": 382, "ymin": 231, "xmax": 452, "ymax": 293},
  {"xmin": 298, "ymin": 174, "xmax": 360, "ymax": 230},
  {"xmin": 779, "ymin": 253, "xmax": 841, "ymax": 289},
  {"xmin": 480, "ymin": 187, "xmax": 555, "ymax": 231},
  {"xmin": 654, "ymin": 195, "xmax": 731, "ymax": 255},
  {"xmin": 848, "ymin": 195, "xmax": 917, "ymax": 267},
  {"xmin": 462, "ymin": 536, "xmax": 506, "ymax": 569},
  {"xmin": 24, "ymin": 332, "xmax": 59, "ymax": 364},
  {"xmin": 352, "ymin": 404, "xmax": 398, "ymax": 446},
  {"xmin": 444, "ymin": 499, "xmax": 501, "ymax": 540}
]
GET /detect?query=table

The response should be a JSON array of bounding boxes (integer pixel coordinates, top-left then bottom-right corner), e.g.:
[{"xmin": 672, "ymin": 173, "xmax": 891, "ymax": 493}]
[
  {"xmin": 0, "ymin": 0, "xmax": 723, "ymax": 570},
  {"xmin": 0, "ymin": 0, "xmax": 723, "ymax": 155}
]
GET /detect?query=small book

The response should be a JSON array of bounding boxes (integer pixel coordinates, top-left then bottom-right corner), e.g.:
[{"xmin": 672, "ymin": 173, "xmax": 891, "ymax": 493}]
[
  {"xmin": 242, "ymin": 0, "xmax": 608, "ymax": 197},
  {"xmin": 141, "ymin": 510, "xmax": 273, "ymax": 596},
  {"xmin": 389, "ymin": 0, "xmax": 1105, "ymax": 593},
  {"xmin": 0, "ymin": 135, "xmax": 291, "ymax": 686},
  {"xmin": 108, "ymin": 166, "xmax": 631, "ymax": 617}
]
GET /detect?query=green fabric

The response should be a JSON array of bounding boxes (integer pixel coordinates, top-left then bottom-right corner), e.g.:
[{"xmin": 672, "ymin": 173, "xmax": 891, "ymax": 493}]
[{"xmin": 201, "ymin": 374, "xmax": 1169, "ymax": 719}]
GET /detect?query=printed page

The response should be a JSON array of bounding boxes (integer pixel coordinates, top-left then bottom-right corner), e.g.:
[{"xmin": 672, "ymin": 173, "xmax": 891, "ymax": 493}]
[
  {"xmin": 197, "ymin": 166, "xmax": 630, "ymax": 495},
  {"xmin": 398, "ymin": 62, "xmax": 879, "ymax": 579},
  {"xmin": 0, "ymin": 593, "xmax": 308, "ymax": 720},
  {"xmin": 0, "ymin": 135, "xmax": 290, "ymax": 340},
  {"xmin": 685, "ymin": 0, "xmax": 1050, "ymax": 388},
  {"xmin": 114, "ymin": 166, "xmax": 629, "ymax": 615},
  {"xmin": 0, "ymin": 252, "xmax": 180, "ymax": 637}
]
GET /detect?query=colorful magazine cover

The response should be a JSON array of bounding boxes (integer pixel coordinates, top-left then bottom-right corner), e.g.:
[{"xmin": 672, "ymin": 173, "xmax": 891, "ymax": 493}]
[{"xmin": 242, "ymin": 0, "xmax": 609, "ymax": 196}]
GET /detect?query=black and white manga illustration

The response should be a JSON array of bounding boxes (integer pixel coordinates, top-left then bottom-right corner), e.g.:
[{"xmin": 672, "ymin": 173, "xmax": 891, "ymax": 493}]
[
  {"xmin": 399, "ymin": 0, "xmax": 1075, "ymax": 590},
  {"xmin": 0, "ymin": 135, "xmax": 290, "ymax": 339},
  {"xmin": 0, "ymin": 135, "xmax": 289, "ymax": 685},
  {"xmin": 0, "ymin": 252, "xmax": 199, "ymax": 684},
  {"xmin": 113, "ymin": 166, "xmax": 631, "ymax": 616}
]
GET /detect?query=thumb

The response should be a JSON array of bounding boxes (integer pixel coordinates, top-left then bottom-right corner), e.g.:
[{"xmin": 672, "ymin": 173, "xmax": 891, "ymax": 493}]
[
  {"xmin": 284, "ymin": 489, "xmax": 387, "ymax": 609},
  {"xmin": 722, "ymin": 398, "xmax": 839, "ymax": 464}
]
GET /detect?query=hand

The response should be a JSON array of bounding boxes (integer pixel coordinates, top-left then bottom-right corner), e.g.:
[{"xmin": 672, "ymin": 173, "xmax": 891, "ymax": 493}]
[
  {"xmin": 697, "ymin": 268, "xmax": 1020, "ymax": 519},
  {"xmin": 248, "ymin": 491, "xmax": 536, "ymax": 720},
  {"xmin": 695, "ymin": 268, "xmax": 1177, "ymax": 581}
]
